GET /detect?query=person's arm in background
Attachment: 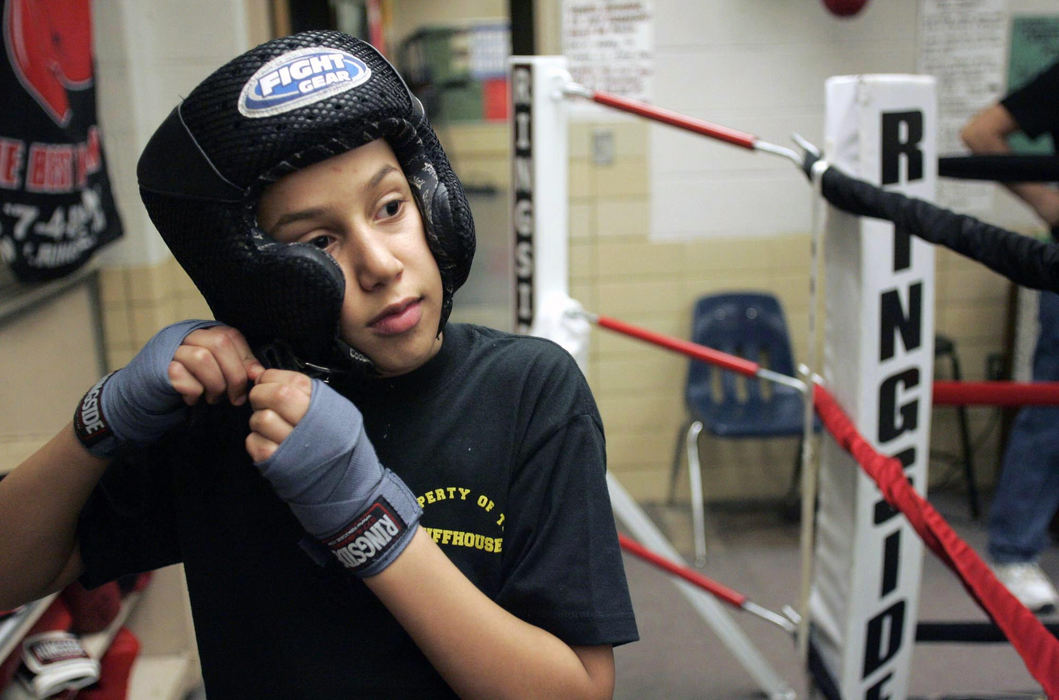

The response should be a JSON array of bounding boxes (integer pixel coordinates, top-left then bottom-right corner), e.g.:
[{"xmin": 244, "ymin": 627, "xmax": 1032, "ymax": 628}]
[{"xmin": 961, "ymin": 99, "xmax": 1059, "ymax": 231}]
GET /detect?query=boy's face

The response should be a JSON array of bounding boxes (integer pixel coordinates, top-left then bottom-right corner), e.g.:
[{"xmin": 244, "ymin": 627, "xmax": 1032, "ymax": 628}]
[{"xmin": 257, "ymin": 139, "xmax": 444, "ymax": 376}]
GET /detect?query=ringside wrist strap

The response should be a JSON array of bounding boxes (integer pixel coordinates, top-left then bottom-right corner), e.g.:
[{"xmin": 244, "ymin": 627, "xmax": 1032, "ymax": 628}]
[
  {"xmin": 72, "ymin": 319, "xmax": 220, "ymax": 458},
  {"xmin": 294, "ymin": 469, "xmax": 422, "ymax": 577},
  {"xmin": 73, "ymin": 371, "xmax": 120, "ymax": 457},
  {"xmin": 256, "ymin": 379, "xmax": 422, "ymax": 577}
]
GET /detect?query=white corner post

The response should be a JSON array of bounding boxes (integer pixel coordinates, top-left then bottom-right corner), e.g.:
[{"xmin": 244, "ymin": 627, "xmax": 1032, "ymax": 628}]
[
  {"xmin": 810, "ymin": 75, "xmax": 937, "ymax": 699},
  {"xmin": 510, "ymin": 55, "xmax": 794, "ymax": 700},
  {"xmin": 510, "ymin": 56, "xmax": 570, "ymax": 336}
]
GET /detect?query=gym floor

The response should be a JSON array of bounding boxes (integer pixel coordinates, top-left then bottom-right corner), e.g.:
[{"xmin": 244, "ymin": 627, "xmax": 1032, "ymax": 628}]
[{"xmin": 613, "ymin": 488, "xmax": 1058, "ymax": 699}]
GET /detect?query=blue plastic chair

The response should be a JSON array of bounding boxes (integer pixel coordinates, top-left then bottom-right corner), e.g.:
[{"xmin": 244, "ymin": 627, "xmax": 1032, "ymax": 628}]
[{"xmin": 668, "ymin": 292, "xmax": 811, "ymax": 564}]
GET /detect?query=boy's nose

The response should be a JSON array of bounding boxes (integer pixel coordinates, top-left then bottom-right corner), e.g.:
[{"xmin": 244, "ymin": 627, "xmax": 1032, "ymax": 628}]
[{"xmin": 350, "ymin": 234, "xmax": 403, "ymax": 291}]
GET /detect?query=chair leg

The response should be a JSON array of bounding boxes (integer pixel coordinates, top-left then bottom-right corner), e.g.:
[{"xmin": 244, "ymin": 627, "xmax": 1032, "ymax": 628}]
[
  {"xmin": 956, "ymin": 405, "xmax": 979, "ymax": 518},
  {"xmin": 686, "ymin": 421, "xmax": 707, "ymax": 566},
  {"xmin": 948, "ymin": 353, "xmax": 980, "ymax": 519},
  {"xmin": 782, "ymin": 435, "xmax": 804, "ymax": 522},
  {"xmin": 668, "ymin": 419, "xmax": 690, "ymax": 504}
]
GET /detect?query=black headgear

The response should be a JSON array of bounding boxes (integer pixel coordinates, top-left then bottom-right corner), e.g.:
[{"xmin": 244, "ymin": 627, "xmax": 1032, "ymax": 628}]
[{"xmin": 136, "ymin": 31, "xmax": 475, "ymax": 374}]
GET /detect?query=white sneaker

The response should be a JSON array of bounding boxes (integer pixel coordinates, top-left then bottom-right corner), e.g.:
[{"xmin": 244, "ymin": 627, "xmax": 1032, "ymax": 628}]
[{"xmin": 994, "ymin": 562, "xmax": 1059, "ymax": 613}]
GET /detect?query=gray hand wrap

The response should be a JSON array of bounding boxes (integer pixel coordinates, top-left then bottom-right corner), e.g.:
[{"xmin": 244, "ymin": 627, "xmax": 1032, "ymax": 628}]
[
  {"xmin": 255, "ymin": 379, "xmax": 421, "ymax": 577},
  {"xmin": 73, "ymin": 320, "xmax": 220, "ymax": 458}
]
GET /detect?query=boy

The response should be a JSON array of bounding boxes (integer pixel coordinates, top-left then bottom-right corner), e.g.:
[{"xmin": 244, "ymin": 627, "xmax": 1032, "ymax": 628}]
[{"xmin": 0, "ymin": 31, "xmax": 637, "ymax": 697}]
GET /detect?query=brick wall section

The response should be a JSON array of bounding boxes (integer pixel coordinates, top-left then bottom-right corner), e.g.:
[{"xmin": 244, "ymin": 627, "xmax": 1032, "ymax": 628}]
[{"xmin": 441, "ymin": 119, "xmax": 1010, "ymax": 504}]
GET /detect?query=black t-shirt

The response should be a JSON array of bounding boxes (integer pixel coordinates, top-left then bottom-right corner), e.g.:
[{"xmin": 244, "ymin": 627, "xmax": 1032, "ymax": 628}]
[
  {"xmin": 78, "ymin": 324, "xmax": 638, "ymax": 698},
  {"xmin": 1002, "ymin": 59, "xmax": 1059, "ymax": 240},
  {"xmin": 1002, "ymin": 60, "xmax": 1059, "ymax": 147}
]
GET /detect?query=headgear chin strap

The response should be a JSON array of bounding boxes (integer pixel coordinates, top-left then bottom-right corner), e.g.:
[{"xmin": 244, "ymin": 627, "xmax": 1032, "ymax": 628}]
[{"xmin": 137, "ymin": 31, "xmax": 475, "ymax": 377}]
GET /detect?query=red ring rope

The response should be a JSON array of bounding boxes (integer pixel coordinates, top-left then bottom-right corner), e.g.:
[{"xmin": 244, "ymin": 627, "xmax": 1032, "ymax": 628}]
[
  {"xmin": 587, "ymin": 91, "xmax": 758, "ymax": 151},
  {"xmin": 933, "ymin": 380, "xmax": 1059, "ymax": 406},
  {"xmin": 596, "ymin": 314, "xmax": 1059, "ymax": 407},
  {"xmin": 594, "ymin": 315, "xmax": 760, "ymax": 377},
  {"xmin": 811, "ymin": 384, "xmax": 1059, "ymax": 694},
  {"xmin": 618, "ymin": 534, "xmax": 747, "ymax": 608}
]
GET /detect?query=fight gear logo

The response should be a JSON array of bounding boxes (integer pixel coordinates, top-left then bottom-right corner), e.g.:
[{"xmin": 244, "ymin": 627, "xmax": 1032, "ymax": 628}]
[
  {"xmin": 238, "ymin": 47, "xmax": 371, "ymax": 118},
  {"xmin": 325, "ymin": 498, "xmax": 408, "ymax": 572}
]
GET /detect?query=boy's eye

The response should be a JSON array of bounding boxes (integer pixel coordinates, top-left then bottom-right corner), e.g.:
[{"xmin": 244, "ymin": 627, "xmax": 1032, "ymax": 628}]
[{"xmin": 306, "ymin": 235, "xmax": 332, "ymax": 250}]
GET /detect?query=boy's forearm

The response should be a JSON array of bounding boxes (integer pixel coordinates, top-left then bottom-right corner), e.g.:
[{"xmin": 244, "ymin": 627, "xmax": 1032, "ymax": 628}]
[
  {"xmin": 365, "ymin": 528, "xmax": 615, "ymax": 700},
  {"xmin": 0, "ymin": 422, "xmax": 105, "ymax": 608}
]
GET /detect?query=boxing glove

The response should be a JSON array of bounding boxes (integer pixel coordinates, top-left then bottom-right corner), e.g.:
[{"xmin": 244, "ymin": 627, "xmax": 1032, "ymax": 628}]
[{"xmin": 15, "ymin": 622, "xmax": 100, "ymax": 699}]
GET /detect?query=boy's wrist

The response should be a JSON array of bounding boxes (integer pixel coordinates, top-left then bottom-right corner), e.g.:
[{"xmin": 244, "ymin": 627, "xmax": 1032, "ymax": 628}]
[
  {"xmin": 71, "ymin": 320, "xmax": 220, "ymax": 459},
  {"xmin": 255, "ymin": 379, "xmax": 422, "ymax": 577},
  {"xmin": 72, "ymin": 372, "xmax": 122, "ymax": 459},
  {"xmin": 312, "ymin": 469, "xmax": 423, "ymax": 577}
]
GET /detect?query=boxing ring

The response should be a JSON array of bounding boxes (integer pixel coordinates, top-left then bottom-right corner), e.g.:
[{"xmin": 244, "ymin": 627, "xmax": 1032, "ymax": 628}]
[{"xmin": 509, "ymin": 56, "xmax": 1059, "ymax": 698}]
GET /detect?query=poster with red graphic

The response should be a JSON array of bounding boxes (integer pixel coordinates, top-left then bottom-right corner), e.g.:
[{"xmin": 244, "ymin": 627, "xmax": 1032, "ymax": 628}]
[{"xmin": 0, "ymin": 0, "xmax": 122, "ymax": 283}]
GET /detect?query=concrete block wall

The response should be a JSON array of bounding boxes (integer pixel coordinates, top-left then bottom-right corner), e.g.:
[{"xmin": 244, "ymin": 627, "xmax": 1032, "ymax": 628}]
[
  {"xmin": 87, "ymin": 1, "xmax": 270, "ymax": 371},
  {"xmin": 578, "ymin": 119, "xmax": 1011, "ymax": 504},
  {"xmin": 440, "ymin": 112, "xmax": 1012, "ymax": 506},
  {"xmin": 98, "ymin": 261, "xmax": 212, "ymax": 369}
]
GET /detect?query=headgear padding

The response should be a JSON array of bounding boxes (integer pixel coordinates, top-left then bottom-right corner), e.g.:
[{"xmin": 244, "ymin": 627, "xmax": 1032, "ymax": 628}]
[{"xmin": 137, "ymin": 31, "xmax": 475, "ymax": 372}]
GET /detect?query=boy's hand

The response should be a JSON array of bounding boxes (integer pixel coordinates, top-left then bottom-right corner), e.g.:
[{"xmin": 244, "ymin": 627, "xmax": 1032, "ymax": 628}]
[
  {"xmin": 169, "ymin": 325, "xmax": 266, "ymax": 407},
  {"xmin": 73, "ymin": 321, "xmax": 264, "ymax": 458},
  {"xmin": 248, "ymin": 377, "xmax": 422, "ymax": 577},
  {"xmin": 244, "ymin": 369, "xmax": 312, "ymax": 463}
]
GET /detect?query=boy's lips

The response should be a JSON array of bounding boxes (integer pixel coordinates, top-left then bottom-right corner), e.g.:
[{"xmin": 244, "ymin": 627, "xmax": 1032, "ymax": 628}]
[{"xmin": 369, "ymin": 298, "xmax": 422, "ymax": 335}]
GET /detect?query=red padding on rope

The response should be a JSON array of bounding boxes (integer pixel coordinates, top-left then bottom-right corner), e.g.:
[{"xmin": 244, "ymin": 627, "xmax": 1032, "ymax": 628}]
[
  {"xmin": 933, "ymin": 380, "xmax": 1059, "ymax": 406},
  {"xmin": 618, "ymin": 534, "xmax": 747, "ymax": 609},
  {"xmin": 588, "ymin": 91, "xmax": 758, "ymax": 150},
  {"xmin": 812, "ymin": 384, "xmax": 1059, "ymax": 695},
  {"xmin": 594, "ymin": 315, "xmax": 760, "ymax": 377}
]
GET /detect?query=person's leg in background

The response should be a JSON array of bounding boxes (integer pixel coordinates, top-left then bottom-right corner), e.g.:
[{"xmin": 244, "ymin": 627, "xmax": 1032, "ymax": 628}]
[{"xmin": 989, "ymin": 290, "xmax": 1059, "ymax": 612}]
